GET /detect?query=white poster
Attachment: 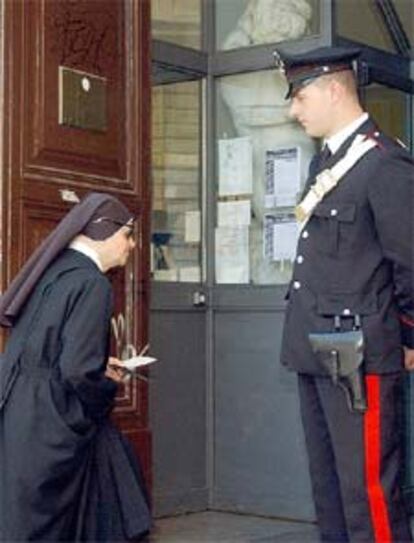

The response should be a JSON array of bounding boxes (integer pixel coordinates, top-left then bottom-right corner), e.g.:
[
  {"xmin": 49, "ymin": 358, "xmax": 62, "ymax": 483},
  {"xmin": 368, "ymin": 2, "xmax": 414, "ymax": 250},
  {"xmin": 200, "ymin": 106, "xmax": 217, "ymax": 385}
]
[
  {"xmin": 218, "ymin": 137, "xmax": 253, "ymax": 196},
  {"xmin": 215, "ymin": 226, "xmax": 249, "ymax": 283},
  {"xmin": 265, "ymin": 147, "xmax": 301, "ymax": 208},
  {"xmin": 264, "ymin": 215, "xmax": 299, "ymax": 262},
  {"xmin": 179, "ymin": 267, "xmax": 201, "ymax": 282},
  {"xmin": 185, "ymin": 210, "xmax": 201, "ymax": 243},
  {"xmin": 217, "ymin": 200, "xmax": 251, "ymax": 227}
]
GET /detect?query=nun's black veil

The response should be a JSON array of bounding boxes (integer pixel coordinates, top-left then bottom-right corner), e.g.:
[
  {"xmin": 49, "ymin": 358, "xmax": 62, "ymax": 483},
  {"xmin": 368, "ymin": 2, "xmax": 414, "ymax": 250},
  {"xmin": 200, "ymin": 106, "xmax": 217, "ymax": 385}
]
[{"xmin": 0, "ymin": 192, "xmax": 134, "ymax": 327}]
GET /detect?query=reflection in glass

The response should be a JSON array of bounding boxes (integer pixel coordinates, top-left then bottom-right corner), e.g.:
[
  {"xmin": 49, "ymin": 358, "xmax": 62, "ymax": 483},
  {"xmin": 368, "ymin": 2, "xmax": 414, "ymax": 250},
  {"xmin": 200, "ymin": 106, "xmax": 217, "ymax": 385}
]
[
  {"xmin": 335, "ymin": 0, "xmax": 395, "ymax": 53},
  {"xmin": 393, "ymin": 0, "xmax": 413, "ymax": 47},
  {"xmin": 151, "ymin": 0, "xmax": 201, "ymax": 50},
  {"xmin": 364, "ymin": 85, "xmax": 409, "ymax": 147},
  {"xmin": 216, "ymin": 70, "xmax": 316, "ymax": 285},
  {"xmin": 216, "ymin": 0, "xmax": 320, "ymax": 50},
  {"xmin": 152, "ymin": 81, "xmax": 202, "ymax": 282}
]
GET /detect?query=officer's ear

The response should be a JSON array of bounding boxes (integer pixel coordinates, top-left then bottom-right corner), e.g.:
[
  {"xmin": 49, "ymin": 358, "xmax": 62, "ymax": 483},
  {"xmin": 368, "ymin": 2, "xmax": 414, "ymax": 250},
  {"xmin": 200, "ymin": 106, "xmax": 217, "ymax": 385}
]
[
  {"xmin": 328, "ymin": 72, "xmax": 356, "ymax": 104},
  {"xmin": 326, "ymin": 77, "xmax": 346, "ymax": 106}
]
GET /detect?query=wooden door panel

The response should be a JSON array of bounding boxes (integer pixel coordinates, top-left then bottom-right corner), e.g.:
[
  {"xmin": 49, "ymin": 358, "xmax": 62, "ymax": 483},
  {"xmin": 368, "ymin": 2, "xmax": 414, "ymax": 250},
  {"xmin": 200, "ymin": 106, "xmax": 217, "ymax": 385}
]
[{"xmin": 23, "ymin": 0, "xmax": 127, "ymax": 183}]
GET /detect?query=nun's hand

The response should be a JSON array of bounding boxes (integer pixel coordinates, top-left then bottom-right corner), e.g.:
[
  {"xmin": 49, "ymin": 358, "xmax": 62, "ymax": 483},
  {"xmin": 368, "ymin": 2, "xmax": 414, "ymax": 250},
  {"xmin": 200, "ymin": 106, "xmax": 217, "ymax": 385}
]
[{"xmin": 106, "ymin": 356, "xmax": 129, "ymax": 383}]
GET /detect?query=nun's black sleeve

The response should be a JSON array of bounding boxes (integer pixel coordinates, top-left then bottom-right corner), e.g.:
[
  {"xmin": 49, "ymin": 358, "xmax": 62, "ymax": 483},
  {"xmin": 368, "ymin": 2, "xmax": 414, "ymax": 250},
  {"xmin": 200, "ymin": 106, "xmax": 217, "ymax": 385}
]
[{"xmin": 58, "ymin": 273, "xmax": 117, "ymax": 420}]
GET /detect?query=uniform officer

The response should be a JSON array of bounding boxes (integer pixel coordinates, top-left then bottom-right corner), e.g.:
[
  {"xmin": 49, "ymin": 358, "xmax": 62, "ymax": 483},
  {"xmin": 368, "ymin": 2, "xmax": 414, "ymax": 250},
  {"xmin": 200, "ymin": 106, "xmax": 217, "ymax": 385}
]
[{"xmin": 275, "ymin": 46, "xmax": 414, "ymax": 542}]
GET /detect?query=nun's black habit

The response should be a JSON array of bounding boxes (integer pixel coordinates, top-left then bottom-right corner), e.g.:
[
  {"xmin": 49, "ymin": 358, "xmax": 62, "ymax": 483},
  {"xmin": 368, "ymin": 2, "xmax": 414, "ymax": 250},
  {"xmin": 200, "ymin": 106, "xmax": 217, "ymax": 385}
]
[{"xmin": 0, "ymin": 193, "xmax": 151, "ymax": 541}]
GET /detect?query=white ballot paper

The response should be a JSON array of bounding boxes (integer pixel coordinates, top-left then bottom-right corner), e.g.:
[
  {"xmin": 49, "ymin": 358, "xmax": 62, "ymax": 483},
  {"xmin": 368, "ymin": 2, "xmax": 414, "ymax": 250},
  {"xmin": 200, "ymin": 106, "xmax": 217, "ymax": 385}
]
[
  {"xmin": 122, "ymin": 356, "xmax": 158, "ymax": 371},
  {"xmin": 264, "ymin": 215, "xmax": 299, "ymax": 262},
  {"xmin": 215, "ymin": 226, "xmax": 249, "ymax": 283},
  {"xmin": 218, "ymin": 137, "xmax": 253, "ymax": 196},
  {"xmin": 217, "ymin": 200, "xmax": 251, "ymax": 227},
  {"xmin": 265, "ymin": 147, "xmax": 301, "ymax": 208}
]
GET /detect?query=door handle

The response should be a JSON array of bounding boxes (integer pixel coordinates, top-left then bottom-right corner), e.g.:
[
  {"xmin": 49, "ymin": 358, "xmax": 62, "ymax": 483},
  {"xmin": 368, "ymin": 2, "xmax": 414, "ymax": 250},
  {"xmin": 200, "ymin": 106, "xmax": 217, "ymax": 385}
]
[{"xmin": 192, "ymin": 291, "xmax": 207, "ymax": 307}]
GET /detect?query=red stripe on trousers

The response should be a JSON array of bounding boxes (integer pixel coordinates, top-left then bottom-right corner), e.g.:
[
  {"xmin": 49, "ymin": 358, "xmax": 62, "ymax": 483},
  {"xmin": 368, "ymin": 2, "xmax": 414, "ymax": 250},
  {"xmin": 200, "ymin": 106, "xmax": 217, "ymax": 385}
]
[{"xmin": 364, "ymin": 375, "xmax": 392, "ymax": 543}]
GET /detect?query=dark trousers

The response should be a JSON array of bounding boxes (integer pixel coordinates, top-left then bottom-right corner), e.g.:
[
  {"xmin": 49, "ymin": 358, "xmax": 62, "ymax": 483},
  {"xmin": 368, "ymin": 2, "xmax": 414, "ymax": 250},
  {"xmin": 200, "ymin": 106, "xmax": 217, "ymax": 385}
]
[{"xmin": 298, "ymin": 373, "xmax": 412, "ymax": 543}]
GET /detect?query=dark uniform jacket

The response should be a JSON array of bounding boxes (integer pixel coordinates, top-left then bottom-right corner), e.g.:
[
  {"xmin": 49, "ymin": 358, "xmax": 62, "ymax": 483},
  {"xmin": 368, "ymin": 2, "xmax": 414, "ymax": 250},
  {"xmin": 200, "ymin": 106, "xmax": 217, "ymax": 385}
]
[
  {"xmin": 281, "ymin": 117, "xmax": 414, "ymax": 375},
  {"xmin": 0, "ymin": 249, "xmax": 150, "ymax": 541}
]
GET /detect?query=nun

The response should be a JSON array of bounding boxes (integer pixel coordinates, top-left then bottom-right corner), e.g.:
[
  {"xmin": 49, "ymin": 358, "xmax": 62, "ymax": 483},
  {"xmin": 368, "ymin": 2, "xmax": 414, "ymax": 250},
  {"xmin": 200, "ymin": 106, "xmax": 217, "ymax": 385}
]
[{"xmin": 0, "ymin": 193, "xmax": 151, "ymax": 541}]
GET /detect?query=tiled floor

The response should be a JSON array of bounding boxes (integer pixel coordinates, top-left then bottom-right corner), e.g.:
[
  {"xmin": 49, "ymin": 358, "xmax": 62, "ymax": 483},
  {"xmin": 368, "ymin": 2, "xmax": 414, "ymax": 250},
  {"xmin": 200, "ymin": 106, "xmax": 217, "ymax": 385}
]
[{"xmin": 149, "ymin": 511, "xmax": 319, "ymax": 542}]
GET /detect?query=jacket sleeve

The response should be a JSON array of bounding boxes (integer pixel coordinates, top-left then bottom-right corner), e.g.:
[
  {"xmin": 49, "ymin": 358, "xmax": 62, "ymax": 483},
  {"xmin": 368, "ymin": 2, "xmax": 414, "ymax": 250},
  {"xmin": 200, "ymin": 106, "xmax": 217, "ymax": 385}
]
[
  {"xmin": 368, "ymin": 149, "xmax": 414, "ymax": 348},
  {"xmin": 58, "ymin": 273, "xmax": 117, "ymax": 419}
]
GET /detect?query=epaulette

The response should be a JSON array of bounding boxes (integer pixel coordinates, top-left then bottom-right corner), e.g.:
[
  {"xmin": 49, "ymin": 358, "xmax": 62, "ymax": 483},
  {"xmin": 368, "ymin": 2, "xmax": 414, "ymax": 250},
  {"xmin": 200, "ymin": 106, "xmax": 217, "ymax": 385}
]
[
  {"xmin": 367, "ymin": 130, "xmax": 409, "ymax": 153},
  {"xmin": 366, "ymin": 130, "xmax": 386, "ymax": 151}
]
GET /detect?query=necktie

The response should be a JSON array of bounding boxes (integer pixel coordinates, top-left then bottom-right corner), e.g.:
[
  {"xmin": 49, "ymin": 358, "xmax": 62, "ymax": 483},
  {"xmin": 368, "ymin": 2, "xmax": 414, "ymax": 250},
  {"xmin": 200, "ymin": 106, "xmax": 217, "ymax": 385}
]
[
  {"xmin": 307, "ymin": 144, "xmax": 332, "ymax": 180},
  {"xmin": 318, "ymin": 144, "xmax": 332, "ymax": 169}
]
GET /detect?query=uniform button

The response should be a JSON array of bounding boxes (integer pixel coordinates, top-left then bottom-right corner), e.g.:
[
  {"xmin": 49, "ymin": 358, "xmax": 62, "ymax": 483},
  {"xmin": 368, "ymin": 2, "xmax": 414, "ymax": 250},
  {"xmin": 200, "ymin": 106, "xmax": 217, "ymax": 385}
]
[
  {"xmin": 293, "ymin": 281, "xmax": 301, "ymax": 290},
  {"xmin": 302, "ymin": 230, "xmax": 309, "ymax": 239},
  {"xmin": 343, "ymin": 308, "xmax": 351, "ymax": 316},
  {"xmin": 330, "ymin": 209, "xmax": 338, "ymax": 217},
  {"xmin": 297, "ymin": 255, "xmax": 304, "ymax": 264}
]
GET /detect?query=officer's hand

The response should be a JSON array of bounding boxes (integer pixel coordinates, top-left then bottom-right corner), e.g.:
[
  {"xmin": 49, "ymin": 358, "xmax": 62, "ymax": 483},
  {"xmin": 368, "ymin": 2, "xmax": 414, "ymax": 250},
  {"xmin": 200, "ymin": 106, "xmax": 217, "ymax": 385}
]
[{"xmin": 403, "ymin": 348, "xmax": 414, "ymax": 371}]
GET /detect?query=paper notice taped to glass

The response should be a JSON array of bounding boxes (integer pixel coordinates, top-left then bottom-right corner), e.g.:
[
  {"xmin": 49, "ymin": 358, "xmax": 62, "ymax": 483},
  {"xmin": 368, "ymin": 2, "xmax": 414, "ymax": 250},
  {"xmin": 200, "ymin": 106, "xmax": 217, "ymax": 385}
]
[
  {"xmin": 179, "ymin": 266, "xmax": 201, "ymax": 282},
  {"xmin": 218, "ymin": 137, "xmax": 253, "ymax": 196},
  {"xmin": 265, "ymin": 147, "xmax": 301, "ymax": 208},
  {"xmin": 185, "ymin": 210, "xmax": 201, "ymax": 243},
  {"xmin": 217, "ymin": 200, "xmax": 251, "ymax": 226},
  {"xmin": 264, "ymin": 215, "xmax": 299, "ymax": 262},
  {"xmin": 215, "ymin": 226, "xmax": 249, "ymax": 283}
]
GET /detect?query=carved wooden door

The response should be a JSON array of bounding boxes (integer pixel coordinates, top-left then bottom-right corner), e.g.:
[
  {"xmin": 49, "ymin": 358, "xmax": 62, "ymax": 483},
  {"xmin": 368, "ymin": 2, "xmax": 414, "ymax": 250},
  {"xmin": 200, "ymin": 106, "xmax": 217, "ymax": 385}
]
[{"xmin": 0, "ymin": 0, "xmax": 152, "ymax": 488}]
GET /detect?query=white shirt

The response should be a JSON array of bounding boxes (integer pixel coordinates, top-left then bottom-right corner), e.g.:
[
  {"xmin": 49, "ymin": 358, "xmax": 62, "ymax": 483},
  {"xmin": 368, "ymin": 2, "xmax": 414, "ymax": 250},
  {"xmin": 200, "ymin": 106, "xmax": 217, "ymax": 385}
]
[
  {"xmin": 325, "ymin": 112, "xmax": 369, "ymax": 154},
  {"xmin": 68, "ymin": 239, "xmax": 103, "ymax": 272}
]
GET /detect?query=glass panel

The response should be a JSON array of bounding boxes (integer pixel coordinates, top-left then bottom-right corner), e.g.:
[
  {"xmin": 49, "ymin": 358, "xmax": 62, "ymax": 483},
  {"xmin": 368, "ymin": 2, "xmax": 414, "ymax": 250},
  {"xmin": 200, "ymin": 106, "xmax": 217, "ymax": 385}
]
[
  {"xmin": 152, "ymin": 81, "xmax": 202, "ymax": 282},
  {"xmin": 363, "ymin": 84, "xmax": 410, "ymax": 147},
  {"xmin": 394, "ymin": 0, "xmax": 413, "ymax": 50},
  {"xmin": 216, "ymin": 0, "xmax": 320, "ymax": 51},
  {"xmin": 215, "ymin": 70, "xmax": 316, "ymax": 285},
  {"xmin": 151, "ymin": 0, "xmax": 202, "ymax": 50},
  {"xmin": 335, "ymin": 0, "xmax": 396, "ymax": 53}
]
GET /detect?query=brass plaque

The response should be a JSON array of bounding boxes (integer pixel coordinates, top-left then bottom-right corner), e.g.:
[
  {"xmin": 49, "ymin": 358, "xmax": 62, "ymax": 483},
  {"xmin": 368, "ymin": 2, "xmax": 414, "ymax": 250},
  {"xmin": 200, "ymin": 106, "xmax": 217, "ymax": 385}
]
[{"xmin": 59, "ymin": 66, "xmax": 107, "ymax": 132}]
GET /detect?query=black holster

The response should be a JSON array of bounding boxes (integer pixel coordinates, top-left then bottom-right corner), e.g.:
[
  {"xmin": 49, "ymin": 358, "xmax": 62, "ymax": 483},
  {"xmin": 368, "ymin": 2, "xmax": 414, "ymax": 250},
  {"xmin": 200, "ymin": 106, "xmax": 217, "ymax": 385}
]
[{"xmin": 308, "ymin": 327, "xmax": 367, "ymax": 413}]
